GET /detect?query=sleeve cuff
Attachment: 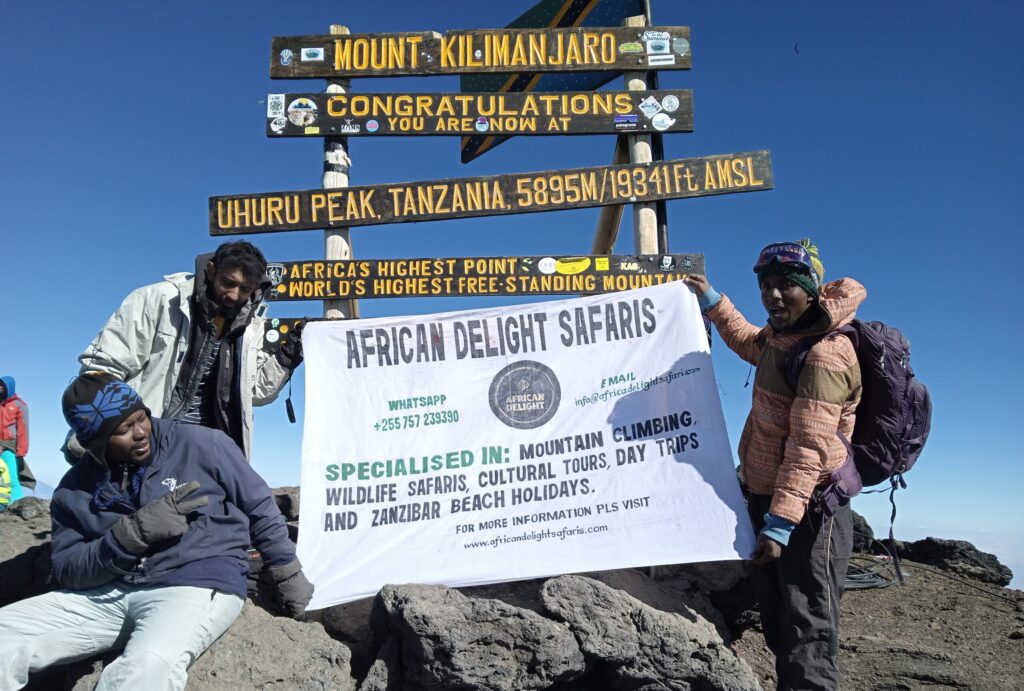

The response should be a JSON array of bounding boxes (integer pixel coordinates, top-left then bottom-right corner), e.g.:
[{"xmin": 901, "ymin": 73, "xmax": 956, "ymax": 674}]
[
  {"xmin": 101, "ymin": 531, "xmax": 141, "ymax": 574},
  {"xmin": 697, "ymin": 287, "xmax": 721, "ymax": 313},
  {"xmin": 760, "ymin": 513, "xmax": 797, "ymax": 547}
]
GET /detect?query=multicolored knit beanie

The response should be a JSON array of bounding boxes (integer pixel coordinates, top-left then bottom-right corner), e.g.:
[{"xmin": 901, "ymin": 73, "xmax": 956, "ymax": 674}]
[
  {"xmin": 755, "ymin": 238, "xmax": 825, "ymax": 298},
  {"xmin": 62, "ymin": 373, "xmax": 148, "ymax": 463}
]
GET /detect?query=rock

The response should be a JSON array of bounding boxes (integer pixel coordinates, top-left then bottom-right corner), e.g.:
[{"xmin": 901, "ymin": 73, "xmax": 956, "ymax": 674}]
[
  {"xmin": 590, "ymin": 567, "xmax": 732, "ymax": 641},
  {"xmin": 358, "ymin": 634, "xmax": 402, "ymax": 691},
  {"xmin": 659, "ymin": 560, "xmax": 751, "ymax": 593},
  {"xmin": 542, "ymin": 574, "xmax": 762, "ymax": 691},
  {"xmin": 899, "ymin": 537, "xmax": 1013, "ymax": 586},
  {"xmin": 851, "ymin": 509, "xmax": 875, "ymax": 553},
  {"xmin": 323, "ymin": 596, "xmax": 377, "ymax": 677},
  {"xmin": 187, "ymin": 603, "xmax": 355, "ymax": 690},
  {"xmin": 1009, "ymin": 630, "xmax": 1024, "ymax": 641},
  {"xmin": 371, "ymin": 583, "xmax": 585, "ymax": 690},
  {"xmin": 272, "ymin": 486, "xmax": 301, "ymax": 521},
  {"xmin": 0, "ymin": 496, "xmax": 53, "ymax": 606}
]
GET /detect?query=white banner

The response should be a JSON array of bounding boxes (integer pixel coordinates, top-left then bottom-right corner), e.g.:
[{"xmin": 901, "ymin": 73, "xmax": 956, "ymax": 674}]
[{"xmin": 297, "ymin": 281, "xmax": 755, "ymax": 608}]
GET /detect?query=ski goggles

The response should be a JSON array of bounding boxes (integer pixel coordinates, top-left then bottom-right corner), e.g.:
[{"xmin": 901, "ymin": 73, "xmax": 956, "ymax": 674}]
[{"xmin": 753, "ymin": 242, "xmax": 818, "ymax": 284}]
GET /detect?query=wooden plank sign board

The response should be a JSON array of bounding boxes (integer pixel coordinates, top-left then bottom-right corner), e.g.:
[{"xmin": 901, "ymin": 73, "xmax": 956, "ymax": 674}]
[
  {"xmin": 263, "ymin": 254, "xmax": 705, "ymax": 300},
  {"xmin": 210, "ymin": 151, "xmax": 773, "ymax": 235},
  {"xmin": 270, "ymin": 27, "xmax": 691, "ymax": 78},
  {"xmin": 266, "ymin": 90, "xmax": 693, "ymax": 137}
]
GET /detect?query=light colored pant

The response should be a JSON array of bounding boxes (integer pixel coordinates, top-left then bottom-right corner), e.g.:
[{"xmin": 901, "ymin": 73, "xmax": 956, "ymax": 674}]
[{"xmin": 0, "ymin": 583, "xmax": 243, "ymax": 691}]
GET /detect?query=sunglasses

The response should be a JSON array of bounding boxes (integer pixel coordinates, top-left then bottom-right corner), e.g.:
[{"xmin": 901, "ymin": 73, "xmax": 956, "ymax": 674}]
[{"xmin": 753, "ymin": 243, "xmax": 819, "ymax": 285}]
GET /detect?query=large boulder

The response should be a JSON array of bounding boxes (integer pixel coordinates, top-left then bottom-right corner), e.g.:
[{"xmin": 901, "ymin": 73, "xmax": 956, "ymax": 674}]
[
  {"xmin": 186, "ymin": 602, "xmax": 356, "ymax": 690},
  {"xmin": 0, "ymin": 497, "xmax": 53, "ymax": 606},
  {"xmin": 542, "ymin": 574, "xmax": 762, "ymax": 691},
  {"xmin": 371, "ymin": 583, "xmax": 585, "ymax": 690},
  {"xmin": 898, "ymin": 537, "xmax": 1013, "ymax": 586}
]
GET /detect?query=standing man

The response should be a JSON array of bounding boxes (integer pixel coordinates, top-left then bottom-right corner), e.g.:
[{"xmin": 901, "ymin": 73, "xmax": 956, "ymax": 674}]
[
  {"xmin": 77, "ymin": 241, "xmax": 302, "ymax": 460},
  {"xmin": 0, "ymin": 373, "xmax": 313, "ymax": 690},
  {"xmin": 0, "ymin": 376, "xmax": 30, "ymax": 506}
]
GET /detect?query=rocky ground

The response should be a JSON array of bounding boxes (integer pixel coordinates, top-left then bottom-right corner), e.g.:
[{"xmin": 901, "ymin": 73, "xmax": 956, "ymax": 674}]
[
  {"xmin": 732, "ymin": 556, "xmax": 1024, "ymax": 690},
  {"xmin": 2, "ymin": 494, "xmax": 1021, "ymax": 690}
]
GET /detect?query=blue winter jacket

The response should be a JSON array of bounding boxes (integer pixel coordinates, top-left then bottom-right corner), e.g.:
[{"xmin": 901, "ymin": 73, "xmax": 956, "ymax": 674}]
[{"xmin": 49, "ymin": 417, "xmax": 295, "ymax": 596}]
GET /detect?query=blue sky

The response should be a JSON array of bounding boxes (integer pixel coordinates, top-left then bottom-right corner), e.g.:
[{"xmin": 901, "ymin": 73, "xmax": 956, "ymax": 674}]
[{"xmin": 4, "ymin": 2, "xmax": 1021, "ymax": 585}]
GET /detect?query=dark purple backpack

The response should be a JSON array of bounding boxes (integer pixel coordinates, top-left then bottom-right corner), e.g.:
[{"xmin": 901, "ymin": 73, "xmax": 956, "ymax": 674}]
[{"xmin": 786, "ymin": 320, "xmax": 932, "ymax": 502}]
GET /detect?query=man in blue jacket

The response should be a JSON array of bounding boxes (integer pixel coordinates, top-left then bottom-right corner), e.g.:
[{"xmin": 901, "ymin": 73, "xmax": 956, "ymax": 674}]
[{"xmin": 0, "ymin": 374, "xmax": 313, "ymax": 691}]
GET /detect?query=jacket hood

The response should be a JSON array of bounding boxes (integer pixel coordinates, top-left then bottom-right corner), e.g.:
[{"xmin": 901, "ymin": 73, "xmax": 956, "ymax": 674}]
[
  {"xmin": 796, "ymin": 277, "xmax": 866, "ymax": 336},
  {"xmin": 0, "ymin": 375, "xmax": 14, "ymax": 399}
]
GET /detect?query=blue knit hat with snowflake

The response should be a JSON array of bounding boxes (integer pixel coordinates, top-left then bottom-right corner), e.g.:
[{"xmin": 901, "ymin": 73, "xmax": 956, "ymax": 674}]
[{"xmin": 62, "ymin": 373, "xmax": 148, "ymax": 463}]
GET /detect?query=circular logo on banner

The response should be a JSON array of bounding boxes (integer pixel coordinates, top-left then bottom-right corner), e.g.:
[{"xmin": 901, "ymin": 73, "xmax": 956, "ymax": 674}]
[{"xmin": 488, "ymin": 361, "xmax": 561, "ymax": 429}]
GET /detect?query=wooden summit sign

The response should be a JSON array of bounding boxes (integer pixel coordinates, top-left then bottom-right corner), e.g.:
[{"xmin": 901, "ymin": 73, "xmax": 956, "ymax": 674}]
[
  {"xmin": 210, "ymin": 151, "xmax": 772, "ymax": 235},
  {"xmin": 270, "ymin": 27, "xmax": 691, "ymax": 78},
  {"xmin": 263, "ymin": 254, "xmax": 705, "ymax": 300},
  {"xmin": 267, "ymin": 90, "xmax": 693, "ymax": 137}
]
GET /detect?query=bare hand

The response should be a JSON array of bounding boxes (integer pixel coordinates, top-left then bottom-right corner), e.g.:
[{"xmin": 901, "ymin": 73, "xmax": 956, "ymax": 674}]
[
  {"xmin": 750, "ymin": 533, "xmax": 783, "ymax": 565},
  {"xmin": 682, "ymin": 273, "xmax": 712, "ymax": 297}
]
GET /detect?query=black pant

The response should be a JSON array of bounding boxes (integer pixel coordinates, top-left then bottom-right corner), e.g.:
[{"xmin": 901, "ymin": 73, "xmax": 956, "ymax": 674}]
[{"xmin": 749, "ymin": 495, "xmax": 853, "ymax": 691}]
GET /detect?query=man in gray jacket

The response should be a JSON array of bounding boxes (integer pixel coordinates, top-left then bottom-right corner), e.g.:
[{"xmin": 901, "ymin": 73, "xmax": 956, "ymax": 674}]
[{"xmin": 78, "ymin": 241, "xmax": 301, "ymax": 460}]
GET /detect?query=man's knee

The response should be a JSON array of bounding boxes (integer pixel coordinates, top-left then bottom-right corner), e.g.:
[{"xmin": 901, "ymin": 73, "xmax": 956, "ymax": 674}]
[
  {"xmin": 0, "ymin": 637, "xmax": 31, "ymax": 691},
  {"xmin": 98, "ymin": 649, "xmax": 185, "ymax": 691}
]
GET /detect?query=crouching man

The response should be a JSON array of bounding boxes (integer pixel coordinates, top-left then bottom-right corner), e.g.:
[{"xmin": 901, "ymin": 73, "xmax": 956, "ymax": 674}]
[{"xmin": 0, "ymin": 373, "xmax": 313, "ymax": 691}]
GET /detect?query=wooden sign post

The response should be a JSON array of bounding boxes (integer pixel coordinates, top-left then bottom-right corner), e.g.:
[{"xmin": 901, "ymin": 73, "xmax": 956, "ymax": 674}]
[
  {"xmin": 211, "ymin": 151, "xmax": 773, "ymax": 235},
  {"xmin": 266, "ymin": 90, "xmax": 693, "ymax": 138},
  {"xmin": 271, "ymin": 26, "xmax": 691, "ymax": 79},
  {"xmin": 262, "ymin": 254, "xmax": 705, "ymax": 300}
]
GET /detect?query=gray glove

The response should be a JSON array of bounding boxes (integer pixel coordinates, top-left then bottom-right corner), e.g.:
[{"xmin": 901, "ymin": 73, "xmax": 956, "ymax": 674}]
[
  {"xmin": 267, "ymin": 560, "xmax": 314, "ymax": 619},
  {"xmin": 111, "ymin": 481, "xmax": 209, "ymax": 555}
]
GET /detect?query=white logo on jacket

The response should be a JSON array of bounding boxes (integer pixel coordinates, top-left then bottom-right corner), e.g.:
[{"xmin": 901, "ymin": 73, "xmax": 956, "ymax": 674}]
[{"xmin": 161, "ymin": 478, "xmax": 178, "ymax": 492}]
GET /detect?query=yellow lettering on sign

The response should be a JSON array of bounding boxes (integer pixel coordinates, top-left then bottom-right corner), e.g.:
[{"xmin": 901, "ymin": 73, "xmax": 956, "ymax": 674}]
[
  {"xmin": 310, "ymin": 193, "xmax": 327, "ymax": 223},
  {"xmin": 747, "ymin": 156, "xmax": 766, "ymax": 186},
  {"xmin": 703, "ymin": 162, "xmax": 718, "ymax": 190},
  {"xmin": 600, "ymin": 34, "xmax": 616, "ymax": 62},
  {"xmin": 715, "ymin": 160, "xmax": 734, "ymax": 188},
  {"xmin": 510, "ymin": 36, "xmax": 527, "ymax": 66},
  {"xmin": 440, "ymin": 36, "xmax": 456, "ymax": 66},
  {"xmin": 528, "ymin": 34, "xmax": 545, "ymax": 65},
  {"xmin": 521, "ymin": 96, "xmax": 539, "ymax": 116},
  {"xmin": 583, "ymin": 32, "xmax": 599, "ymax": 63}
]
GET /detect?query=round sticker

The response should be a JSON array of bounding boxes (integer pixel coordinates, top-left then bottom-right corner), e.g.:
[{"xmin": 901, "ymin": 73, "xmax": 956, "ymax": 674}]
[
  {"xmin": 270, "ymin": 117, "xmax": 287, "ymax": 134},
  {"xmin": 661, "ymin": 95, "xmax": 680, "ymax": 113},
  {"xmin": 271, "ymin": 318, "xmax": 280, "ymax": 327},
  {"xmin": 366, "ymin": 119, "xmax": 379, "ymax": 133},
  {"xmin": 488, "ymin": 361, "xmax": 561, "ymax": 430},
  {"xmin": 279, "ymin": 49, "xmax": 294, "ymax": 66},
  {"xmin": 651, "ymin": 113, "xmax": 676, "ymax": 131},
  {"xmin": 265, "ymin": 330, "xmax": 280, "ymax": 344},
  {"xmin": 280, "ymin": 325, "xmax": 290, "ymax": 334},
  {"xmin": 474, "ymin": 117, "xmax": 489, "ymax": 133},
  {"xmin": 287, "ymin": 98, "xmax": 318, "ymax": 127},
  {"xmin": 538, "ymin": 257, "xmax": 557, "ymax": 275}
]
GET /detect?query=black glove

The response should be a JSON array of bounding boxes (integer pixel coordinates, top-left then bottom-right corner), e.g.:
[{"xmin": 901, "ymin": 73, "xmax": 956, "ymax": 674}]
[
  {"xmin": 267, "ymin": 560, "xmax": 314, "ymax": 619},
  {"xmin": 111, "ymin": 481, "xmax": 208, "ymax": 555},
  {"xmin": 276, "ymin": 319, "xmax": 305, "ymax": 369}
]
